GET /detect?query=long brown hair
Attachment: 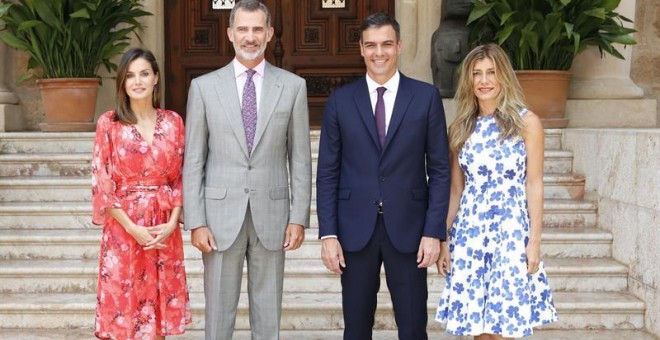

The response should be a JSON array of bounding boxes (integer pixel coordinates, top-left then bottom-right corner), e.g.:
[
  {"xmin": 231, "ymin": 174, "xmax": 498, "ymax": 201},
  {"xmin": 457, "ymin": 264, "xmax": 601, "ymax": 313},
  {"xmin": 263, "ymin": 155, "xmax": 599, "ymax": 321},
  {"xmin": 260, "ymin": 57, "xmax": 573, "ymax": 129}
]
[
  {"xmin": 449, "ymin": 43, "xmax": 526, "ymax": 151},
  {"xmin": 114, "ymin": 47, "xmax": 161, "ymax": 124}
]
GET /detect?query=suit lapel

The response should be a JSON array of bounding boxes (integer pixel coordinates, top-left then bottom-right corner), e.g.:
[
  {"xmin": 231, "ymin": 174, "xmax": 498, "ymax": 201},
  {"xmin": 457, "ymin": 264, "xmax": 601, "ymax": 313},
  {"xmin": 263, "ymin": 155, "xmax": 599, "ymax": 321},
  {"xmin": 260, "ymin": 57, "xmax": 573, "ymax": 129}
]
[
  {"xmin": 252, "ymin": 63, "xmax": 283, "ymax": 152},
  {"xmin": 383, "ymin": 75, "xmax": 413, "ymax": 153},
  {"xmin": 214, "ymin": 64, "xmax": 249, "ymax": 157},
  {"xmin": 353, "ymin": 78, "xmax": 381, "ymax": 151}
]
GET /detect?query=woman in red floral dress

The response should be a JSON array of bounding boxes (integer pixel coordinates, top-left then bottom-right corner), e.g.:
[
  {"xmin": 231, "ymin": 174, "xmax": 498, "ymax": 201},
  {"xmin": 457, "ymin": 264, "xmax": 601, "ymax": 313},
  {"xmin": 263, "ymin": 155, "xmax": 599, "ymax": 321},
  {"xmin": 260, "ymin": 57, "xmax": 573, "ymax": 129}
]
[{"xmin": 92, "ymin": 47, "xmax": 191, "ymax": 339}]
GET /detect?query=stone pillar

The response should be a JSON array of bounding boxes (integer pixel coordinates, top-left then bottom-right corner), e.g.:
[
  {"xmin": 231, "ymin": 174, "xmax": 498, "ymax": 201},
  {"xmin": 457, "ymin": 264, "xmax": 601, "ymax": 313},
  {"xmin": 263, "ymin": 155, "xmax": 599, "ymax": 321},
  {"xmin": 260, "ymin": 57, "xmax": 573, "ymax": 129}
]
[
  {"xmin": 0, "ymin": 42, "xmax": 22, "ymax": 131},
  {"xmin": 396, "ymin": 0, "xmax": 442, "ymax": 84},
  {"xmin": 569, "ymin": 0, "xmax": 643, "ymax": 99}
]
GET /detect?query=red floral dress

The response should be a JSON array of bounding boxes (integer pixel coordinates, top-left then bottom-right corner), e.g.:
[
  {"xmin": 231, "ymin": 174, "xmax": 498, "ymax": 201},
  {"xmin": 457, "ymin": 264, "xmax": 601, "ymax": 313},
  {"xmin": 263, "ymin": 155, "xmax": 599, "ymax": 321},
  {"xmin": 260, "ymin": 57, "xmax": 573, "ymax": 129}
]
[{"xmin": 92, "ymin": 109, "xmax": 191, "ymax": 339}]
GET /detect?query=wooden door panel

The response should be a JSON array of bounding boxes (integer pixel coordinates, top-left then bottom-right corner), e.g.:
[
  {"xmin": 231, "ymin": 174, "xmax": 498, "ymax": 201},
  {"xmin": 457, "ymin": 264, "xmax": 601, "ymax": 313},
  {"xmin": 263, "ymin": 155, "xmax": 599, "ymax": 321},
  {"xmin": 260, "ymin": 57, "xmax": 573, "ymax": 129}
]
[{"xmin": 165, "ymin": 0, "xmax": 394, "ymax": 126}]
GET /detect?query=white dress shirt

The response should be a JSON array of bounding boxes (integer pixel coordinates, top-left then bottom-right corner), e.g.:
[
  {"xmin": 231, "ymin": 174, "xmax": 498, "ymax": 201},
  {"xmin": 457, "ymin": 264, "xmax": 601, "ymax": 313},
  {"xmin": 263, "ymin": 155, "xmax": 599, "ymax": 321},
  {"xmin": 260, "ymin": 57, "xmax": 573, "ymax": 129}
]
[
  {"xmin": 365, "ymin": 70, "xmax": 400, "ymax": 133},
  {"xmin": 233, "ymin": 58, "xmax": 266, "ymax": 111}
]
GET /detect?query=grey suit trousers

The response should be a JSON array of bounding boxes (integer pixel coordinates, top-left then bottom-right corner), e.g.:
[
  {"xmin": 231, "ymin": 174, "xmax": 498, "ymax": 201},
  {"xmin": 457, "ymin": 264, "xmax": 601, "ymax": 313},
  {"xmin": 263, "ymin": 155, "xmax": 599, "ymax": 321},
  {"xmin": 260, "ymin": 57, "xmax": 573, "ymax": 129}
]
[{"xmin": 202, "ymin": 206, "xmax": 285, "ymax": 340}]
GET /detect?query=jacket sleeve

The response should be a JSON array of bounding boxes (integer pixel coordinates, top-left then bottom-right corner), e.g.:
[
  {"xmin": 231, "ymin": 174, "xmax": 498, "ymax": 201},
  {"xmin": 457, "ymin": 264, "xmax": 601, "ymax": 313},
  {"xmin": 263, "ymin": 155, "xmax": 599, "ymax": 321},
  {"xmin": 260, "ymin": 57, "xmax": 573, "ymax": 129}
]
[
  {"xmin": 286, "ymin": 77, "xmax": 312, "ymax": 228},
  {"xmin": 316, "ymin": 91, "xmax": 342, "ymax": 238},
  {"xmin": 424, "ymin": 87, "xmax": 451, "ymax": 240},
  {"xmin": 182, "ymin": 79, "xmax": 209, "ymax": 230}
]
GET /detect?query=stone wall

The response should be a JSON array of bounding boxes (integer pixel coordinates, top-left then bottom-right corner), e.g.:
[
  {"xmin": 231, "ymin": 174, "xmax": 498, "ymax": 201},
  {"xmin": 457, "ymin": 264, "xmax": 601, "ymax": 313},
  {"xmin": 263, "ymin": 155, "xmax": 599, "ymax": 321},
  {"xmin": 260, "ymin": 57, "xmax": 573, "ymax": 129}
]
[
  {"xmin": 563, "ymin": 129, "xmax": 660, "ymax": 337},
  {"xmin": 632, "ymin": 0, "xmax": 660, "ymax": 126}
]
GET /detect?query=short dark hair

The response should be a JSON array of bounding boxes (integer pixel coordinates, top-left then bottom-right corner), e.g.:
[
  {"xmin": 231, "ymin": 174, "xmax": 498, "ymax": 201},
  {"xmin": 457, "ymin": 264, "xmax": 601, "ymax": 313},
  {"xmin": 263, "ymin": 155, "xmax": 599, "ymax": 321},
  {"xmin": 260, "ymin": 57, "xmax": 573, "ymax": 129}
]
[
  {"xmin": 359, "ymin": 12, "xmax": 400, "ymax": 41},
  {"xmin": 229, "ymin": 0, "xmax": 271, "ymax": 28}
]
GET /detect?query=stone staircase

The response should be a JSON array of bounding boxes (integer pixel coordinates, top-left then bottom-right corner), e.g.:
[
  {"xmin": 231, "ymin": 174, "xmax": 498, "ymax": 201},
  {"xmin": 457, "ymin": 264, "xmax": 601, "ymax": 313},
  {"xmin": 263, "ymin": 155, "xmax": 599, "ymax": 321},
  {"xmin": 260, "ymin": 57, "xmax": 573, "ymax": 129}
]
[{"xmin": 0, "ymin": 130, "xmax": 656, "ymax": 339}]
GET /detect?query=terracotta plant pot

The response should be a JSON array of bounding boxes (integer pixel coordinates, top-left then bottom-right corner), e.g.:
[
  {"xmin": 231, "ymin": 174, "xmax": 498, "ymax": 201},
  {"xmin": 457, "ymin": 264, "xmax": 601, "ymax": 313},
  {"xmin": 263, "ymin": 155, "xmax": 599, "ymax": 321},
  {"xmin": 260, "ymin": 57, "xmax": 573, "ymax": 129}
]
[
  {"xmin": 515, "ymin": 70, "xmax": 571, "ymax": 128},
  {"xmin": 36, "ymin": 78, "xmax": 99, "ymax": 132}
]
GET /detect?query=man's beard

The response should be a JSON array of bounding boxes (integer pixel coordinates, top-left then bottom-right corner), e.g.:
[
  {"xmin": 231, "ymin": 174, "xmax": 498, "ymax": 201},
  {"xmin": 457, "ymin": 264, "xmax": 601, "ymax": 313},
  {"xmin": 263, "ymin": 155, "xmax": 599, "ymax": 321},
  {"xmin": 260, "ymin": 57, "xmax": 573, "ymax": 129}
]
[{"xmin": 234, "ymin": 42, "xmax": 267, "ymax": 61}]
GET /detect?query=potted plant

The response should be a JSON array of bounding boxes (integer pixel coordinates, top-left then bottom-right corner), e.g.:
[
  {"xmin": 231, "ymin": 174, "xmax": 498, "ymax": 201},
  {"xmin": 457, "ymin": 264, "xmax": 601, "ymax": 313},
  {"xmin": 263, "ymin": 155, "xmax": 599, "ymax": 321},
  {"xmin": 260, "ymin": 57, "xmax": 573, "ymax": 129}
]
[
  {"xmin": 0, "ymin": 0, "xmax": 151, "ymax": 131},
  {"xmin": 467, "ymin": 0, "xmax": 636, "ymax": 127}
]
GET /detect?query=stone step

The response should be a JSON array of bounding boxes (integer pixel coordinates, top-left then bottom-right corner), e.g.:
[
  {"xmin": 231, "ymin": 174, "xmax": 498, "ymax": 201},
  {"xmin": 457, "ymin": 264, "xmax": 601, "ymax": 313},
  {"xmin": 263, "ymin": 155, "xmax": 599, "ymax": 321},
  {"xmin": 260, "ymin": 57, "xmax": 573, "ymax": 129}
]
[
  {"xmin": 0, "ymin": 153, "xmax": 91, "ymax": 177},
  {"xmin": 543, "ymin": 173, "xmax": 585, "ymax": 200},
  {"xmin": 0, "ymin": 130, "xmax": 562, "ymax": 155},
  {"xmin": 0, "ymin": 176, "xmax": 90, "ymax": 202},
  {"xmin": 0, "ymin": 202, "xmax": 94, "ymax": 229},
  {"xmin": 310, "ymin": 150, "xmax": 574, "ymax": 175},
  {"xmin": 0, "ymin": 291, "xmax": 645, "ymax": 330},
  {"xmin": 0, "ymin": 147, "xmax": 572, "ymax": 179},
  {"xmin": 0, "ymin": 328, "xmax": 656, "ymax": 340},
  {"xmin": 0, "ymin": 257, "xmax": 628, "ymax": 295},
  {"xmin": 0, "ymin": 199, "xmax": 597, "ymax": 229},
  {"xmin": 544, "ymin": 129, "xmax": 563, "ymax": 150},
  {"xmin": 0, "ymin": 132, "xmax": 95, "ymax": 154},
  {"xmin": 310, "ymin": 172, "xmax": 584, "ymax": 200},
  {"xmin": 0, "ymin": 173, "xmax": 584, "ymax": 203},
  {"xmin": 0, "ymin": 227, "xmax": 611, "ymax": 261}
]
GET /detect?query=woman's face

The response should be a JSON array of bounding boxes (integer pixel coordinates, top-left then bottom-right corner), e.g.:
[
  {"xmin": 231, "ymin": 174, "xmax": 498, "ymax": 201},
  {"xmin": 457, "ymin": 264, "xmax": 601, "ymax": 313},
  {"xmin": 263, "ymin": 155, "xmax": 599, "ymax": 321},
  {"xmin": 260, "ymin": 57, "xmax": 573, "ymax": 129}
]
[
  {"xmin": 471, "ymin": 57, "xmax": 501, "ymax": 107},
  {"xmin": 124, "ymin": 58, "xmax": 158, "ymax": 102}
]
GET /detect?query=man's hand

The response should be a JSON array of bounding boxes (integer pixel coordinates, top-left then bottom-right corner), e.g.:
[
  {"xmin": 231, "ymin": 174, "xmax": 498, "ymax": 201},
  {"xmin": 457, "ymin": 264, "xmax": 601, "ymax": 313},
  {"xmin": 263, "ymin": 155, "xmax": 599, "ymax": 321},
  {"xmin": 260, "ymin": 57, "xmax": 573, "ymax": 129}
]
[
  {"xmin": 283, "ymin": 224, "xmax": 305, "ymax": 251},
  {"xmin": 417, "ymin": 236, "xmax": 440, "ymax": 268},
  {"xmin": 191, "ymin": 226, "xmax": 217, "ymax": 253},
  {"xmin": 321, "ymin": 238, "xmax": 345, "ymax": 275}
]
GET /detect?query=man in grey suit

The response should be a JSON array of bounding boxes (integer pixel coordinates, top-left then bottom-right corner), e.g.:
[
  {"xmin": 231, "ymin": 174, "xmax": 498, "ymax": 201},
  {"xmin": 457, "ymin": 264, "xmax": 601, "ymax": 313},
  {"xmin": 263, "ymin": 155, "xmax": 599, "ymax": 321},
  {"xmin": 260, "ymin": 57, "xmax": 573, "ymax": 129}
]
[{"xmin": 183, "ymin": 1, "xmax": 311, "ymax": 339}]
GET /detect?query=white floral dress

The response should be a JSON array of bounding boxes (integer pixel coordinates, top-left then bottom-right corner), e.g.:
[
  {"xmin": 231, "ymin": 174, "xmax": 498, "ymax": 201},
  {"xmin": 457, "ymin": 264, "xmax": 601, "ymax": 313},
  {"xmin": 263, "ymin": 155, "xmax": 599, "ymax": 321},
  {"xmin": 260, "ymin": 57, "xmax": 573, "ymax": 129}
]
[{"xmin": 435, "ymin": 110, "xmax": 557, "ymax": 337}]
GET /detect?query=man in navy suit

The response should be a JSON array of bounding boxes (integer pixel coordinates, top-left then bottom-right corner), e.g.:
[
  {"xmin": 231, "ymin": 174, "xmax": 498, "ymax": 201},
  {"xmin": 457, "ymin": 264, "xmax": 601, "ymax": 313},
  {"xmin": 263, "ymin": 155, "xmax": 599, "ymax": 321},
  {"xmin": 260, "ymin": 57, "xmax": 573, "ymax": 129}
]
[{"xmin": 316, "ymin": 12, "xmax": 451, "ymax": 340}]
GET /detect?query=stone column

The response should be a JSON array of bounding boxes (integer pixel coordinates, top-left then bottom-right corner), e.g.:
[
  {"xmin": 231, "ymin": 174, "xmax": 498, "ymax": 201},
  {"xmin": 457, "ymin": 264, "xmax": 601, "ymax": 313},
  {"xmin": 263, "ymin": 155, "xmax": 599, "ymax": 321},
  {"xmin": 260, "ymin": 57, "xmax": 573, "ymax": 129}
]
[
  {"xmin": 569, "ymin": 0, "xmax": 643, "ymax": 99},
  {"xmin": 0, "ymin": 41, "xmax": 22, "ymax": 131},
  {"xmin": 396, "ymin": 0, "xmax": 442, "ymax": 84}
]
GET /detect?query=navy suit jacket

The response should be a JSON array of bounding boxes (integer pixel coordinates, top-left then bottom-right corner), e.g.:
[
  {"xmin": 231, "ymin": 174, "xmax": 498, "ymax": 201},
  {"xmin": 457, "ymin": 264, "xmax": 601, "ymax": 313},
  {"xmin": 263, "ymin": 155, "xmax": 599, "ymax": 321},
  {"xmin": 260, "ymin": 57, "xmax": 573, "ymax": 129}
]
[{"xmin": 316, "ymin": 73, "xmax": 451, "ymax": 253}]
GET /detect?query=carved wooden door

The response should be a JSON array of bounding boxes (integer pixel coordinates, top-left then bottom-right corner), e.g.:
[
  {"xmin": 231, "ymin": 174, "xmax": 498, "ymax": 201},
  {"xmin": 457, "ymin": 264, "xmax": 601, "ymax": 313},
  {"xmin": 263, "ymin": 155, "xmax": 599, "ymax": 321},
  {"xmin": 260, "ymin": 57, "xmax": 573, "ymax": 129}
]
[{"xmin": 164, "ymin": 0, "xmax": 395, "ymax": 127}]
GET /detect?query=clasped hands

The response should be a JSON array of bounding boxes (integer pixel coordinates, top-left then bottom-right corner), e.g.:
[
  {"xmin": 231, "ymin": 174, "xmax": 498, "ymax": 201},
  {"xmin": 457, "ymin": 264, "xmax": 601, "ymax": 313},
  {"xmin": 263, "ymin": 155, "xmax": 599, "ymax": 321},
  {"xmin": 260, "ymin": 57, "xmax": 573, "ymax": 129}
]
[{"xmin": 128, "ymin": 220, "xmax": 179, "ymax": 250}]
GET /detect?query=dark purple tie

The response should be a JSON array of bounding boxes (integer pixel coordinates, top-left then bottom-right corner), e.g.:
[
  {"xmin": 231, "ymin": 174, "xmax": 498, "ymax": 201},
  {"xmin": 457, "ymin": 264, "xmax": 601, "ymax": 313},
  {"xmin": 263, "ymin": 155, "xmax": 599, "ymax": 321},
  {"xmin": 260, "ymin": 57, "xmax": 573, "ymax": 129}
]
[
  {"xmin": 242, "ymin": 69, "xmax": 257, "ymax": 154},
  {"xmin": 375, "ymin": 86, "xmax": 387, "ymax": 147}
]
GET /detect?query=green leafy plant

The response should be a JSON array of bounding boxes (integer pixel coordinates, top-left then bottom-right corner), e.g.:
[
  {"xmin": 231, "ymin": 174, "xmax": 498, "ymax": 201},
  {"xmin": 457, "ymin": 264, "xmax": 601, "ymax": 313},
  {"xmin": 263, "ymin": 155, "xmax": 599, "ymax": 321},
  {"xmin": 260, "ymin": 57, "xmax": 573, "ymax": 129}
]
[
  {"xmin": 0, "ymin": 0, "xmax": 151, "ymax": 82},
  {"xmin": 467, "ymin": 0, "xmax": 637, "ymax": 70}
]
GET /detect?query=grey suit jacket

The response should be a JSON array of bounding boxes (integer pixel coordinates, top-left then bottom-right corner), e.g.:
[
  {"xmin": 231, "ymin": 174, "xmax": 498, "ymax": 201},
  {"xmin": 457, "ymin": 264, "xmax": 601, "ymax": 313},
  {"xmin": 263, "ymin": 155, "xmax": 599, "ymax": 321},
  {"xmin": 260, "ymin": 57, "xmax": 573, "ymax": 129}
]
[{"xmin": 183, "ymin": 62, "xmax": 311, "ymax": 251}]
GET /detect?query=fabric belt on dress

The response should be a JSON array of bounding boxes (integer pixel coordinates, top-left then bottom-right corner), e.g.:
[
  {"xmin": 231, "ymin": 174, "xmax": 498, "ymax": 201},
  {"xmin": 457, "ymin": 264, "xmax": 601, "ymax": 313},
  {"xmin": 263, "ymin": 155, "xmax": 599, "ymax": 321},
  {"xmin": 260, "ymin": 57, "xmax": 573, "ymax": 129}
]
[{"xmin": 116, "ymin": 177, "xmax": 174, "ymax": 211}]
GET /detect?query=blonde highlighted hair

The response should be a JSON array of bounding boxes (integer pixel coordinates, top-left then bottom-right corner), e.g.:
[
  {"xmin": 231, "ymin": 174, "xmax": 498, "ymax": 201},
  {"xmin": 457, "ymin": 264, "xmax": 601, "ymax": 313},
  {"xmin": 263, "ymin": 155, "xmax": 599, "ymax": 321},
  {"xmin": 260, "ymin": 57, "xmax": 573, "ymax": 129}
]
[{"xmin": 449, "ymin": 43, "xmax": 526, "ymax": 151}]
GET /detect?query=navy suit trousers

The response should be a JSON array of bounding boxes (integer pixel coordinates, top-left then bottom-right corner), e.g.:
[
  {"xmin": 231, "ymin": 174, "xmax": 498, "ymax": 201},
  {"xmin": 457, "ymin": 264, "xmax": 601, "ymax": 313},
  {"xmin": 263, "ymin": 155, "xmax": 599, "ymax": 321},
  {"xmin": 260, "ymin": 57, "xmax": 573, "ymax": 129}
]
[{"xmin": 340, "ymin": 214, "xmax": 429, "ymax": 340}]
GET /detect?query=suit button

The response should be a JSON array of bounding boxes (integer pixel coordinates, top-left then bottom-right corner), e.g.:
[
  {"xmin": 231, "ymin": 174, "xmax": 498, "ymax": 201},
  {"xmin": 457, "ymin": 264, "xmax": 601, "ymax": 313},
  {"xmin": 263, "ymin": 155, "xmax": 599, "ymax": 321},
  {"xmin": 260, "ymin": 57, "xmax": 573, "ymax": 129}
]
[
  {"xmin": 379, "ymin": 176, "xmax": 385, "ymax": 182},
  {"xmin": 244, "ymin": 188, "xmax": 249, "ymax": 193},
  {"xmin": 248, "ymin": 165, "xmax": 252, "ymax": 170}
]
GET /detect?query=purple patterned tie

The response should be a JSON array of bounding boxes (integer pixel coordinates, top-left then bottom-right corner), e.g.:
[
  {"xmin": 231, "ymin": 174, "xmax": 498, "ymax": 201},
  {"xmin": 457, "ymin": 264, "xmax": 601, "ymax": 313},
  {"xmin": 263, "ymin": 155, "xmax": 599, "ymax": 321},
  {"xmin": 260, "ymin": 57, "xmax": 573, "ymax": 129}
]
[
  {"xmin": 375, "ymin": 86, "xmax": 387, "ymax": 147},
  {"xmin": 242, "ymin": 69, "xmax": 257, "ymax": 155}
]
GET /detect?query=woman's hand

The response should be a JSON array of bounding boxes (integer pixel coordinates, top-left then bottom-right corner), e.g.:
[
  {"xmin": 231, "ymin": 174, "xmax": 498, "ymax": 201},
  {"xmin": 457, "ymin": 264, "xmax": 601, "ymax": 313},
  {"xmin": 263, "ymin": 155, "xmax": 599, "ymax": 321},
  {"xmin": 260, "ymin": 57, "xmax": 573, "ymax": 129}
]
[
  {"xmin": 127, "ymin": 223, "xmax": 166, "ymax": 250},
  {"xmin": 144, "ymin": 220, "xmax": 178, "ymax": 249},
  {"xmin": 436, "ymin": 241, "xmax": 451, "ymax": 276},
  {"xmin": 526, "ymin": 241, "xmax": 541, "ymax": 275}
]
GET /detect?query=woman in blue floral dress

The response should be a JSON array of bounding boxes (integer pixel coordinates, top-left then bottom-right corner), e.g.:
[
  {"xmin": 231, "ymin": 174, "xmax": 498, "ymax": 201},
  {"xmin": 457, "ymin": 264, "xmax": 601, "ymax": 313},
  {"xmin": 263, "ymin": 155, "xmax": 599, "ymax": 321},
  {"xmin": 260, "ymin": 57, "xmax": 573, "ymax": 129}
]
[{"xmin": 434, "ymin": 44, "xmax": 557, "ymax": 338}]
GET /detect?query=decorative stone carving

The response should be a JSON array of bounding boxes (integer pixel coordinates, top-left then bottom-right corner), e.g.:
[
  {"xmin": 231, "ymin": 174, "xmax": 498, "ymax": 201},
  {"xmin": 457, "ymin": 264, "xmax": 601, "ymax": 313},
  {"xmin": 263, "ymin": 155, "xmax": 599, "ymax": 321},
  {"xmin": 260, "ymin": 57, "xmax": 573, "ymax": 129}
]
[{"xmin": 431, "ymin": 0, "xmax": 472, "ymax": 97}]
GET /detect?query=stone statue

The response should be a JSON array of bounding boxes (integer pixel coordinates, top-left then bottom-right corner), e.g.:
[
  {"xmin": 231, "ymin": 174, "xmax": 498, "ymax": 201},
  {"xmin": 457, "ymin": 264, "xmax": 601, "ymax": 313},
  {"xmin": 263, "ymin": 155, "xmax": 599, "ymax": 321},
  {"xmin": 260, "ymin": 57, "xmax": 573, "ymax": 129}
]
[{"xmin": 431, "ymin": 0, "xmax": 472, "ymax": 98}]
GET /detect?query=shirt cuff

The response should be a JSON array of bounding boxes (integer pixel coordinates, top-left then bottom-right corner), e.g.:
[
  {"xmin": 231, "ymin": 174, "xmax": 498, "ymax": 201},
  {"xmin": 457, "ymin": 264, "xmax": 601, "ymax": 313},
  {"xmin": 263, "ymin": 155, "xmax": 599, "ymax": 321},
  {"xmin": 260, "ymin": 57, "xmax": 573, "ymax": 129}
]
[{"xmin": 320, "ymin": 235, "xmax": 337, "ymax": 240}]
